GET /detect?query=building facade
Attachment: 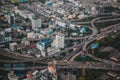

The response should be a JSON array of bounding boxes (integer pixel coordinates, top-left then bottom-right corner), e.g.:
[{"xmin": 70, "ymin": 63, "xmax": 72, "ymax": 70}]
[
  {"xmin": 31, "ymin": 18, "xmax": 41, "ymax": 31},
  {"xmin": 5, "ymin": 14, "xmax": 15, "ymax": 25},
  {"xmin": 36, "ymin": 42, "xmax": 46, "ymax": 57},
  {"xmin": 52, "ymin": 33, "xmax": 64, "ymax": 49}
]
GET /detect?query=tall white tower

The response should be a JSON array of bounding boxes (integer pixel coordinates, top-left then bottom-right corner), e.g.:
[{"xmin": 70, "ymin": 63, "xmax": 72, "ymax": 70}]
[{"xmin": 52, "ymin": 33, "xmax": 65, "ymax": 49}]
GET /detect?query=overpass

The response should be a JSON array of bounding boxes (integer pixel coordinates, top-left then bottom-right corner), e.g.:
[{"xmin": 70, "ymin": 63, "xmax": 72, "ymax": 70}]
[
  {"xmin": 64, "ymin": 21, "xmax": 120, "ymax": 64},
  {"xmin": 0, "ymin": 1, "xmax": 120, "ymax": 72},
  {"xmin": 0, "ymin": 60, "xmax": 120, "ymax": 71},
  {"xmin": 0, "ymin": 18, "xmax": 120, "ymax": 62}
]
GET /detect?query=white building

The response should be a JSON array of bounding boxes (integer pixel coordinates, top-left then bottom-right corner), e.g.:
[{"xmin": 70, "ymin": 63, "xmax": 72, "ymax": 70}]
[
  {"xmin": 5, "ymin": 14, "xmax": 15, "ymax": 24},
  {"xmin": 57, "ymin": 8, "xmax": 65, "ymax": 15},
  {"xmin": 70, "ymin": 24, "xmax": 75, "ymax": 30},
  {"xmin": 5, "ymin": 28, "xmax": 12, "ymax": 33},
  {"xmin": 36, "ymin": 42, "xmax": 46, "ymax": 57},
  {"xmin": 56, "ymin": 20, "xmax": 66, "ymax": 27},
  {"xmin": 21, "ymin": 39, "xmax": 30, "ymax": 46},
  {"xmin": 9, "ymin": 42, "xmax": 17, "ymax": 51},
  {"xmin": 14, "ymin": 6, "xmax": 19, "ymax": 14},
  {"xmin": 27, "ymin": 32, "xmax": 35, "ymax": 38},
  {"xmin": 0, "ymin": 31, "xmax": 5, "ymax": 36},
  {"xmin": 15, "ymin": 7, "xmax": 34, "ymax": 20},
  {"xmin": 31, "ymin": 18, "xmax": 41, "ymax": 31},
  {"xmin": 36, "ymin": 42, "xmax": 45, "ymax": 51},
  {"xmin": 52, "ymin": 33, "xmax": 64, "ymax": 49}
]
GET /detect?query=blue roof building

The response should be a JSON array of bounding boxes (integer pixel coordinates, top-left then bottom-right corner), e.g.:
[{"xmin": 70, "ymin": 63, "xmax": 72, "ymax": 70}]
[
  {"xmin": 47, "ymin": 29, "xmax": 53, "ymax": 34},
  {"xmin": 91, "ymin": 43, "xmax": 99, "ymax": 49},
  {"xmin": 41, "ymin": 38, "xmax": 52, "ymax": 46},
  {"xmin": 80, "ymin": 27, "xmax": 87, "ymax": 33},
  {"xmin": 37, "ymin": 41, "xmax": 45, "ymax": 50},
  {"xmin": 11, "ymin": 25, "xmax": 22, "ymax": 29},
  {"xmin": 47, "ymin": 1, "xmax": 53, "ymax": 6}
]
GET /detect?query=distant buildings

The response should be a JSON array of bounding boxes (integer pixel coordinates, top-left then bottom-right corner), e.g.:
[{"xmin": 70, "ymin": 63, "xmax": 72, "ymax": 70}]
[
  {"xmin": 56, "ymin": 20, "xmax": 66, "ymax": 28},
  {"xmin": 0, "ymin": 0, "xmax": 5, "ymax": 4},
  {"xmin": 15, "ymin": 7, "xmax": 34, "ymax": 20}
]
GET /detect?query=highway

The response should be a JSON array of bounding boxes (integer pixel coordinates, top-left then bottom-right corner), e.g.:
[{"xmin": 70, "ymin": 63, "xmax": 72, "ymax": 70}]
[
  {"xmin": 62, "ymin": 15, "xmax": 119, "ymax": 62},
  {"xmin": 100, "ymin": 2, "xmax": 120, "ymax": 9},
  {"xmin": 0, "ymin": 60, "xmax": 120, "ymax": 71},
  {"xmin": 0, "ymin": 23, "xmax": 120, "ymax": 71},
  {"xmin": 65, "ymin": 23, "xmax": 120, "ymax": 63},
  {"xmin": 62, "ymin": 48, "xmax": 82, "ymax": 61},
  {"xmin": 0, "ymin": 48, "xmax": 34, "ymax": 60},
  {"xmin": 56, "ymin": 61, "xmax": 120, "ymax": 71},
  {"xmin": 0, "ymin": 1, "xmax": 120, "ymax": 72},
  {"xmin": 0, "ymin": 12, "xmax": 120, "ymax": 62},
  {"xmin": 72, "ymin": 17, "xmax": 120, "ymax": 25},
  {"xmin": 0, "ymin": 42, "xmax": 83, "ymax": 61},
  {"xmin": 83, "ymin": 23, "xmax": 120, "ymax": 51}
]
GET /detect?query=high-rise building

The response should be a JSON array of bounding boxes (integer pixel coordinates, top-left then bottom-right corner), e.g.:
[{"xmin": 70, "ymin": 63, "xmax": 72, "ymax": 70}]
[
  {"xmin": 31, "ymin": 18, "xmax": 41, "ymax": 31},
  {"xmin": 7, "ymin": 14, "xmax": 15, "ymax": 25},
  {"xmin": 52, "ymin": 33, "xmax": 64, "ymax": 49},
  {"xmin": 36, "ymin": 41, "xmax": 46, "ymax": 57}
]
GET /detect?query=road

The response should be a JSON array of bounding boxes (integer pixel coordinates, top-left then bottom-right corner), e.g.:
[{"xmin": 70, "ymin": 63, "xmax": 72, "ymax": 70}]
[
  {"xmin": 0, "ymin": 1, "xmax": 120, "ymax": 72},
  {"xmin": 65, "ymin": 23, "xmax": 120, "ymax": 63},
  {"xmin": 0, "ymin": 60, "xmax": 120, "ymax": 71}
]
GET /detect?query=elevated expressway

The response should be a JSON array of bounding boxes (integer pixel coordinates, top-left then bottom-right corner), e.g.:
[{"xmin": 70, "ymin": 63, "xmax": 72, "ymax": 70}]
[
  {"xmin": 0, "ymin": 1, "xmax": 120, "ymax": 71},
  {"xmin": 0, "ymin": 23, "xmax": 120, "ymax": 71},
  {"xmin": 0, "ymin": 11, "xmax": 120, "ymax": 62},
  {"xmin": 0, "ymin": 60, "xmax": 120, "ymax": 71},
  {"xmin": 61, "ymin": 15, "xmax": 120, "ymax": 61},
  {"xmin": 61, "ymin": 23, "xmax": 120, "ymax": 62}
]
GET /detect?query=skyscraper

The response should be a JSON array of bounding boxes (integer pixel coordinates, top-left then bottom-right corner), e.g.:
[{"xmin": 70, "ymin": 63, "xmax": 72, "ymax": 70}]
[{"xmin": 52, "ymin": 33, "xmax": 65, "ymax": 49}]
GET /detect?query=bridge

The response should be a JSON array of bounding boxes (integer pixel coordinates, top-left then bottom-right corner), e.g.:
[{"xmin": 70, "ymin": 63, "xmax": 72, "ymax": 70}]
[{"xmin": 0, "ymin": 60, "xmax": 120, "ymax": 71}]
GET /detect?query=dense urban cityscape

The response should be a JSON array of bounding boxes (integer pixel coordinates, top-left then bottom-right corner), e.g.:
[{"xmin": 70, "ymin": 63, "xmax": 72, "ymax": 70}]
[{"xmin": 0, "ymin": 0, "xmax": 120, "ymax": 80}]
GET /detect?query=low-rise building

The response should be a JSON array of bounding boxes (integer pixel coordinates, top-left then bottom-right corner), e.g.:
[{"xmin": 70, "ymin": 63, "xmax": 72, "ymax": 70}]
[
  {"xmin": 56, "ymin": 20, "xmax": 66, "ymax": 28},
  {"xmin": 9, "ymin": 42, "xmax": 17, "ymax": 51},
  {"xmin": 36, "ymin": 41, "xmax": 46, "ymax": 57},
  {"xmin": 5, "ymin": 13, "xmax": 15, "ymax": 24},
  {"xmin": 36, "ymin": 42, "xmax": 45, "ymax": 51},
  {"xmin": 31, "ymin": 18, "xmax": 41, "ymax": 31},
  {"xmin": 27, "ymin": 32, "xmax": 35, "ymax": 39}
]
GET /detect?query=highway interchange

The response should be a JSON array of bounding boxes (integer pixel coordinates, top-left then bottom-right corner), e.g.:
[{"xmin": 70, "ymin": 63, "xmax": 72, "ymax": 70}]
[{"xmin": 0, "ymin": 1, "xmax": 120, "ymax": 72}]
